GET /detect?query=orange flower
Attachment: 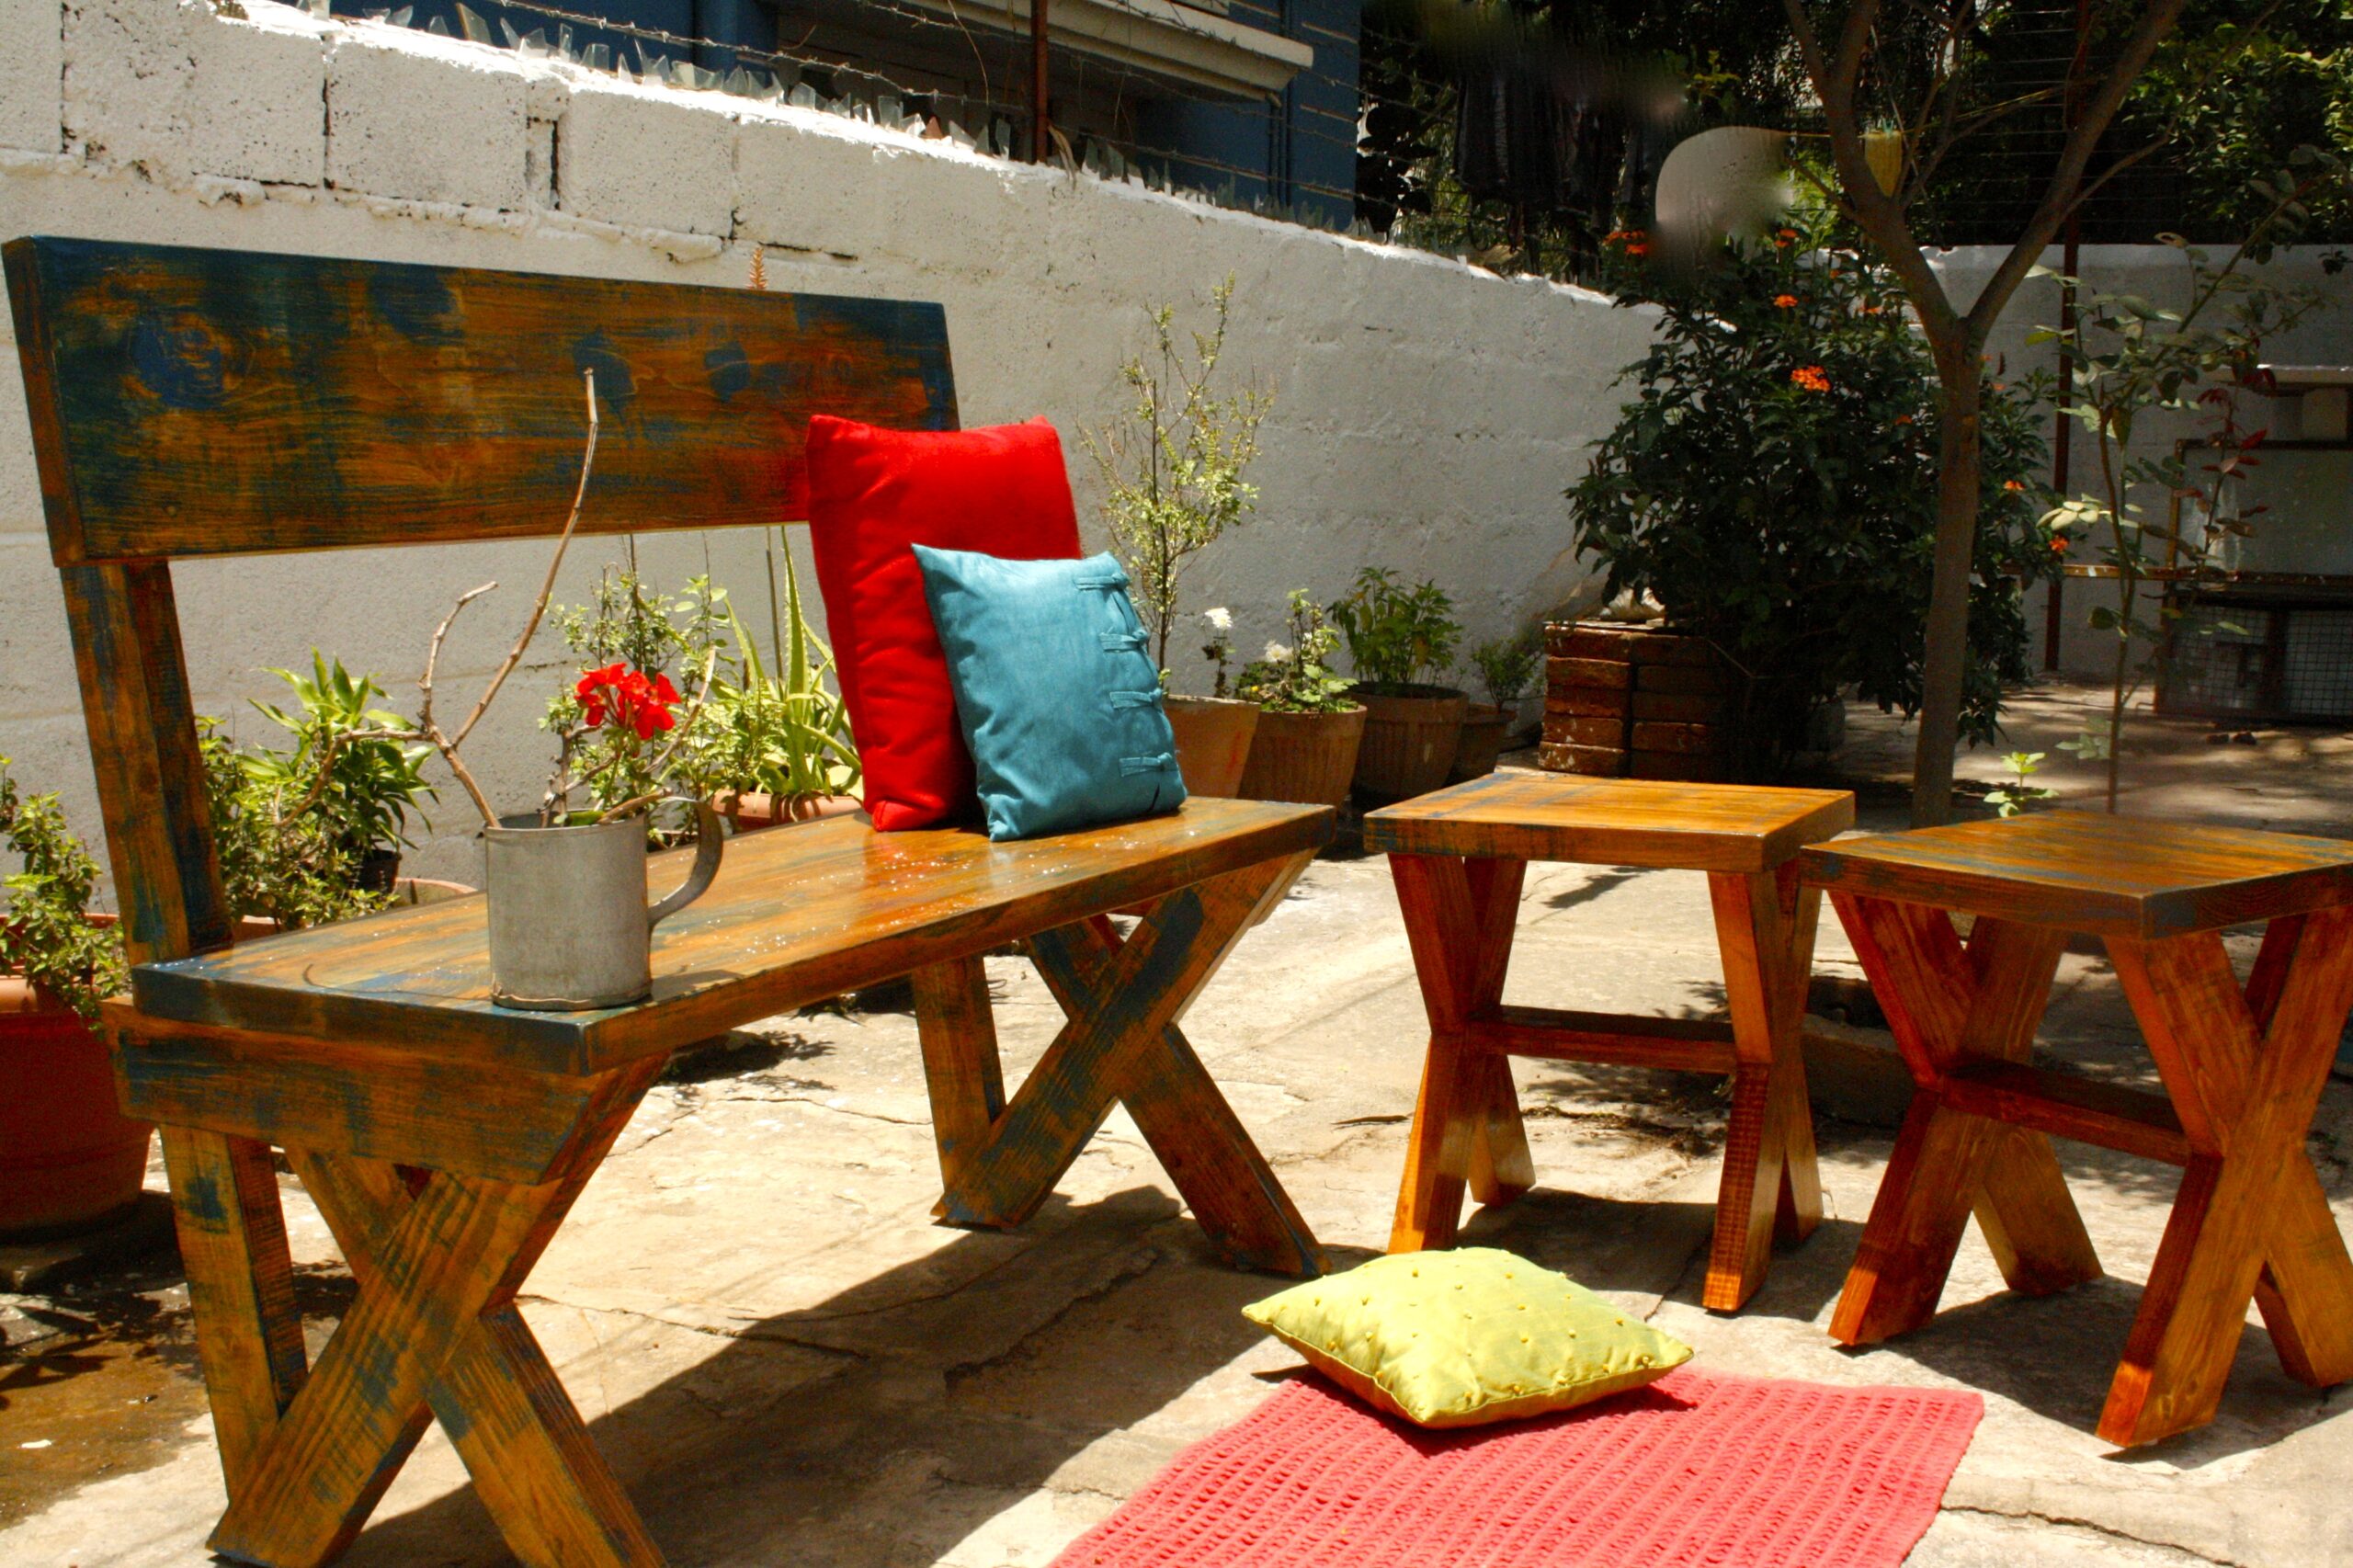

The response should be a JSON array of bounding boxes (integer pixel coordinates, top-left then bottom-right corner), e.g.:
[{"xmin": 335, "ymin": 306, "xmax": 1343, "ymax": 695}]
[
  {"xmin": 1772, "ymin": 293, "xmax": 1799, "ymax": 309},
  {"xmin": 1894, "ymin": 414, "xmax": 1914, "ymax": 426},
  {"xmin": 2004, "ymin": 479, "xmax": 2025, "ymax": 492},
  {"xmin": 1775, "ymin": 228, "xmax": 1799, "ymax": 247},
  {"xmin": 1790, "ymin": 365, "xmax": 1830, "ymax": 393}
]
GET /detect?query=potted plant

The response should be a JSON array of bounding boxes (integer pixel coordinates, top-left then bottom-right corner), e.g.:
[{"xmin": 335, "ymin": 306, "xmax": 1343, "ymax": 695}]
[
  {"xmin": 1327, "ymin": 567, "xmax": 1468, "ymax": 801},
  {"xmin": 203, "ymin": 719, "xmax": 402, "ymax": 935},
  {"xmin": 1456, "ymin": 630, "xmax": 1540, "ymax": 781},
  {"xmin": 244, "ymin": 652, "xmax": 436, "ymax": 894},
  {"xmin": 708, "ymin": 542, "xmax": 863, "ymax": 830},
  {"xmin": 1234, "ymin": 592, "xmax": 1368, "ymax": 807},
  {"xmin": 1085, "ymin": 276, "xmax": 1272, "ymax": 797},
  {"xmin": 0, "ymin": 756, "xmax": 144, "ymax": 1238}
]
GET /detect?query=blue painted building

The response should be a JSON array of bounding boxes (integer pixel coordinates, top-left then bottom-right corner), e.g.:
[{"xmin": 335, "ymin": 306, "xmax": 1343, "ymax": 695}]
[{"xmin": 339, "ymin": 0, "xmax": 1358, "ymax": 228}]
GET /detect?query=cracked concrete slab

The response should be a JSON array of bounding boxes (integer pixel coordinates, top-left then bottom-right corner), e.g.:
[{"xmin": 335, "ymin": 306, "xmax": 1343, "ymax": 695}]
[{"xmin": 4, "ymin": 777, "xmax": 2351, "ymax": 1566}]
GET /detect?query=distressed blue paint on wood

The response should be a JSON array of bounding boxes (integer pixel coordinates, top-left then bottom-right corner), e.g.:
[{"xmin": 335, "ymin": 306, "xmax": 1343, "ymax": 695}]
[{"xmin": 7, "ymin": 236, "xmax": 960, "ymax": 564}]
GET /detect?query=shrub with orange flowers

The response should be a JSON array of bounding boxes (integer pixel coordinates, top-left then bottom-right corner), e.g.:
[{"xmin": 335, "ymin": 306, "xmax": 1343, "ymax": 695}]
[{"xmin": 1570, "ymin": 222, "xmax": 2056, "ymax": 778}]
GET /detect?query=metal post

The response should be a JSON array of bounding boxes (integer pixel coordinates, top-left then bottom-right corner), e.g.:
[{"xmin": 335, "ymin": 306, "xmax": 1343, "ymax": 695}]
[
  {"xmin": 2044, "ymin": 0, "xmax": 2091, "ymax": 672},
  {"xmin": 1030, "ymin": 0, "xmax": 1050, "ymax": 163}
]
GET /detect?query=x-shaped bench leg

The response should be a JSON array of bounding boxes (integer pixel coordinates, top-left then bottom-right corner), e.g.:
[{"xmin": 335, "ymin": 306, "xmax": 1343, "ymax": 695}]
[
  {"xmin": 1388, "ymin": 853, "xmax": 1533, "ymax": 1253},
  {"xmin": 1830, "ymin": 897, "xmax": 2103, "ymax": 1347},
  {"xmin": 920, "ymin": 853, "xmax": 1325, "ymax": 1278},
  {"xmin": 202, "ymin": 1057, "xmax": 662, "ymax": 1568},
  {"xmin": 2102, "ymin": 908, "xmax": 2353, "ymax": 1446}
]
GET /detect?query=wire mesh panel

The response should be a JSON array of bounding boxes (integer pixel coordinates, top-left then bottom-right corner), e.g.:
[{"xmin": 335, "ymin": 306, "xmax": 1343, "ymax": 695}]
[{"xmin": 2158, "ymin": 595, "xmax": 2353, "ymax": 723}]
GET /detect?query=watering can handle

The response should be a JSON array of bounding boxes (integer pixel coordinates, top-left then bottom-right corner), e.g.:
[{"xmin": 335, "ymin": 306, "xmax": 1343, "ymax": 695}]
[{"xmin": 648, "ymin": 799, "xmax": 725, "ymax": 932}]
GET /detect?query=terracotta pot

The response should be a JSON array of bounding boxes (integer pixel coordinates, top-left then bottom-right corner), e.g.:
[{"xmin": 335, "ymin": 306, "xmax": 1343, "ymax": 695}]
[
  {"xmin": 1350, "ymin": 685, "xmax": 1469, "ymax": 801},
  {"xmin": 1449, "ymin": 703, "xmax": 1513, "ymax": 783},
  {"xmin": 716, "ymin": 790, "xmax": 866, "ymax": 835},
  {"xmin": 1164, "ymin": 697, "xmax": 1261, "ymax": 798},
  {"xmin": 0, "ymin": 975, "xmax": 153, "ymax": 1240},
  {"xmin": 1237, "ymin": 704, "xmax": 1368, "ymax": 808}
]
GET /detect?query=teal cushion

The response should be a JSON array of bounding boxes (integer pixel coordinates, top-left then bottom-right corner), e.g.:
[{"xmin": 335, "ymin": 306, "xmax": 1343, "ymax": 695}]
[{"xmin": 912, "ymin": 547, "xmax": 1187, "ymax": 840}]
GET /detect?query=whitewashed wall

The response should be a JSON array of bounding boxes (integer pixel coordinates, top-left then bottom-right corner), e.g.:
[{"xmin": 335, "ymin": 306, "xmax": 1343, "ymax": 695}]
[
  {"xmin": 0, "ymin": 0, "xmax": 1655, "ymax": 884},
  {"xmin": 1930, "ymin": 244, "xmax": 2353, "ymax": 682}
]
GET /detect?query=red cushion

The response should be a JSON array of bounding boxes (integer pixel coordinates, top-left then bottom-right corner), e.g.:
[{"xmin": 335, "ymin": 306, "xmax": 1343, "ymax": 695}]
[{"xmin": 807, "ymin": 415, "xmax": 1082, "ymax": 830}]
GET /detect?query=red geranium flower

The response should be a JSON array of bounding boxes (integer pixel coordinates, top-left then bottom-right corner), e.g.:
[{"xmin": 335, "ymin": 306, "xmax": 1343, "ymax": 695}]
[{"xmin": 575, "ymin": 665, "xmax": 679, "ymax": 741}]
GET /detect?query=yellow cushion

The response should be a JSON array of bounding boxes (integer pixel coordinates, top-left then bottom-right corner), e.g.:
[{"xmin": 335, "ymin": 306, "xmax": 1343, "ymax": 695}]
[{"xmin": 1242, "ymin": 1247, "xmax": 1693, "ymax": 1429}]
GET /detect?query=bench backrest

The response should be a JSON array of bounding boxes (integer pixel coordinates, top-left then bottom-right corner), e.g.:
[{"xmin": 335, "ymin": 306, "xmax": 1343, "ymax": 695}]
[{"xmin": 6, "ymin": 236, "xmax": 959, "ymax": 963}]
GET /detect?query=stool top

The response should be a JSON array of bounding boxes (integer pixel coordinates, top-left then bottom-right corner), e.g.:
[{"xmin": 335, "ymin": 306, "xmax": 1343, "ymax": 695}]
[
  {"xmin": 1361, "ymin": 773, "xmax": 1855, "ymax": 873},
  {"xmin": 1799, "ymin": 810, "xmax": 2353, "ymax": 938}
]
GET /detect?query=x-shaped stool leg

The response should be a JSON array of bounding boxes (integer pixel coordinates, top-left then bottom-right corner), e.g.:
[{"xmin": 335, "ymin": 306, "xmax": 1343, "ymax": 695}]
[
  {"xmin": 913, "ymin": 853, "xmax": 1325, "ymax": 1278},
  {"xmin": 1830, "ymin": 896, "xmax": 2104, "ymax": 1347},
  {"xmin": 2102, "ymin": 908, "xmax": 2353, "ymax": 1446},
  {"xmin": 201, "ymin": 1057, "xmax": 663, "ymax": 1568}
]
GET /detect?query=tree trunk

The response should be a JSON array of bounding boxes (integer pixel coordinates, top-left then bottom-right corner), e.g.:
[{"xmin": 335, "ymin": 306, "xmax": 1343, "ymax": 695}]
[{"xmin": 1911, "ymin": 348, "xmax": 1985, "ymax": 826}]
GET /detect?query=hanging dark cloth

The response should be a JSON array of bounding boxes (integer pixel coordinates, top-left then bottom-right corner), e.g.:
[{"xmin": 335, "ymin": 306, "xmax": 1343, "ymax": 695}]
[{"xmin": 1451, "ymin": 48, "xmax": 1627, "ymax": 216}]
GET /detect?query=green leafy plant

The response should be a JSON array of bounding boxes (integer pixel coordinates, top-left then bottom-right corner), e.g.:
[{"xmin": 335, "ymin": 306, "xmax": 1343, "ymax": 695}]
[
  {"xmin": 0, "ymin": 756, "xmax": 127, "ymax": 1024},
  {"xmin": 1984, "ymin": 751, "xmax": 2057, "ymax": 818},
  {"xmin": 1235, "ymin": 592, "xmax": 1358, "ymax": 714},
  {"xmin": 199, "ymin": 722, "xmax": 392, "ymax": 932},
  {"xmin": 1085, "ymin": 276, "xmax": 1273, "ymax": 680},
  {"xmin": 2037, "ymin": 221, "xmax": 2330, "ymax": 811},
  {"xmin": 540, "ymin": 568, "xmax": 733, "ymax": 824},
  {"xmin": 243, "ymin": 653, "xmax": 435, "ymax": 869},
  {"xmin": 1470, "ymin": 630, "xmax": 1541, "ymax": 708},
  {"xmin": 702, "ymin": 544, "xmax": 860, "ymax": 806},
  {"xmin": 1573, "ymin": 224, "xmax": 2055, "ymax": 779},
  {"xmin": 1327, "ymin": 567, "xmax": 1464, "ymax": 693}
]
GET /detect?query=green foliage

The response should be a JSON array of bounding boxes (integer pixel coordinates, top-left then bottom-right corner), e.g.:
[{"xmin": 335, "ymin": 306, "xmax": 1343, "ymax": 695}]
[
  {"xmin": 1235, "ymin": 592, "xmax": 1359, "ymax": 714},
  {"xmin": 701, "ymin": 542, "xmax": 860, "ymax": 805},
  {"xmin": 1570, "ymin": 226, "xmax": 2055, "ymax": 778},
  {"xmin": 1470, "ymin": 630, "xmax": 1542, "ymax": 706},
  {"xmin": 200, "ymin": 722, "xmax": 392, "ymax": 932},
  {"xmin": 0, "ymin": 756, "xmax": 127, "ymax": 1025},
  {"xmin": 543, "ymin": 559, "xmax": 859, "ymax": 824},
  {"xmin": 1984, "ymin": 750, "xmax": 2056, "ymax": 818},
  {"xmin": 243, "ymin": 653, "xmax": 434, "ymax": 863},
  {"xmin": 1327, "ymin": 567, "xmax": 1464, "ymax": 692},
  {"xmin": 1086, "ymin": 277, "xmax": 1272, "ymax": 680},
  {"xmin": 2121, "ymin": 4, "xmax": 2353, "ymax": 245},
  {"xmin": 542, "ymin": 568, "xmax": 733, "ymax": 823}
]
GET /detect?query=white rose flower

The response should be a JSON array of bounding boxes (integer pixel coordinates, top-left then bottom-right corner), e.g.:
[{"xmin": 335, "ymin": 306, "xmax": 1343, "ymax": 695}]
[
  {"xmin": 1204, "ymin": 608, "xmax": 1233, "ymax": 631},
  {"xmin": 1263, "ymin": 641, "xmax": 1292, "ymax": 663}
]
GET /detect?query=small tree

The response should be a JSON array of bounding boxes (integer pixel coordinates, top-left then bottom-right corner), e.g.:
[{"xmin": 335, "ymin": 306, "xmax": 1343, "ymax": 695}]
[
  {"xmin": 1085, "ymin": 278, "xmax": 1272, "ymax": 681},
  {"xmin": 1781, "ymin": 0, "xmax": 2196, "ymax": 822},
  {"xmin": 2040, "ymin": 230, "xmax": 2328, "ymax": 807}
]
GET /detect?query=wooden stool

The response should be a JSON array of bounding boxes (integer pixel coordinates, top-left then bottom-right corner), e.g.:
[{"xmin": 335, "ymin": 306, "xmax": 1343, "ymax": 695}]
[
  {"xmin": 1802, "ymin": 811, "xmax": 2353, "ymax": 1448},
  {"xmin": 1363, "ymin": 773, "xmax": 1856, "ymax": 1312}
]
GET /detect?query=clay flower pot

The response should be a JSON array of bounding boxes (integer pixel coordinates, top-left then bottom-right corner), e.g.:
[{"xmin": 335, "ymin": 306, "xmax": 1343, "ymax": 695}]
[
  {"xmin": 1449, "ymin": 703, "xmax": 1514, "ymax": 783},
  {"xmin": 1164, "ymin": 697, "xmax": 1261, "ymax": 798},
  {"xmin": 1351, "ymin": 685, "xmax": 1469, "ymax": 801},
  {"xmin": 1238, "ymin": 704, "xmax": 1369, "ymax": 808},
  {"xmin": 0, "ymin": 975, "xmax": 153, "ymax": 1240},
  {"xmin": 715, "ymin": 790, "xmax": 867, "ymax": 835}
]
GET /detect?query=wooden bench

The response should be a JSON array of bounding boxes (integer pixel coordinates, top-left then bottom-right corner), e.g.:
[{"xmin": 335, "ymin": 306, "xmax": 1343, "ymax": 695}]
[{"xmin": 7, "ymin": 236, "xmax": 1329, "ymax": 1567}]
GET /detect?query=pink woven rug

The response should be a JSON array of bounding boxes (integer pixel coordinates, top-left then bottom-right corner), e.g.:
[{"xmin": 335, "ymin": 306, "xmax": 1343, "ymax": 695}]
[{"xmin": 1051, "ymin": 1368, "xmax": 1983, "ymax": 1568}]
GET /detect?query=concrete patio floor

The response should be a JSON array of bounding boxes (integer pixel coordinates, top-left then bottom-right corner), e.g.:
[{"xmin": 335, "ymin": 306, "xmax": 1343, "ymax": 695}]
[{"xmin": 5, "ymin": 692, "xmax": 2353, "ymax": 1567}]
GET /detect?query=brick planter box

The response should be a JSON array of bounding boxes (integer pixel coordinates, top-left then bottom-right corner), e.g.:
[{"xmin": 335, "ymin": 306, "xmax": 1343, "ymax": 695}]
[{"xmin": 1538, "ymin": 621, "xmax": 1728, "ymax": 782}]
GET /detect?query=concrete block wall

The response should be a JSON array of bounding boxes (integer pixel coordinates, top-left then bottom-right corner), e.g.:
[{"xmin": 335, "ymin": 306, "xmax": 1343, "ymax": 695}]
[{"xmin": 0, "ymin": 0, "xmax": 1654, "ymax": 883}]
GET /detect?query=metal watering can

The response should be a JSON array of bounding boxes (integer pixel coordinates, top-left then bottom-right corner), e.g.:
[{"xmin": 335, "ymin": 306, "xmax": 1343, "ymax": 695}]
[{"xmin": 483, "ymin": 801, "xmax": 724, "ymax": 1010}]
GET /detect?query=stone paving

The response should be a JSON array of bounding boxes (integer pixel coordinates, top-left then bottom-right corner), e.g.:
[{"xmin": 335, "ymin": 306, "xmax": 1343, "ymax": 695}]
[{"xmin": 4, "ymin": 687, "xmax": 2351, "ymax": 1567}]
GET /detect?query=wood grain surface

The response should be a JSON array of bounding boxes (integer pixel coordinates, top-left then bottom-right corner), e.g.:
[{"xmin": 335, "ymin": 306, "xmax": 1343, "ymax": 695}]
[
  {"xmin": 1802, "ymin": 811, "xmax": 2353, "ymax": 938},
  {"xmin": 130, "ymin": 799, "xmax": 1332, "ymax": 1074},
  {"xmin": 1363, "ymin": 773, "xmax": 1854, "ymax": 873},
  {"xmin": 6, "ymin": 236, "xmax": 957, "ymax": 564}
]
